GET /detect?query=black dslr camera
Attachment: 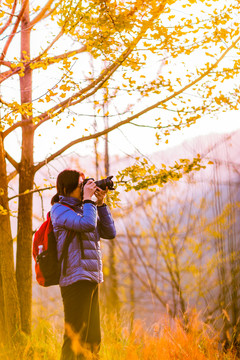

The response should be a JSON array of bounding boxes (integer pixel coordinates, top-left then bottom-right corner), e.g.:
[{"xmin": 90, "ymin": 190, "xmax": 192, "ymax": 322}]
[{"xmin": 82, "ymin": 175, "xmax": 115, "ymax": 191}]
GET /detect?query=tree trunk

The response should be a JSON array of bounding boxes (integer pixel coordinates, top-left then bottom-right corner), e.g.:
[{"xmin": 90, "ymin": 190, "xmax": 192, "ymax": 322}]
[
  {"xmin": 129, "ymin": 238, "xmax": 135, "ymax": 331},
  {"xmin": 16, "ymin": 0, "xmax": 34, "ymax": 334},
  {"xmin": 0, "ymin": 135, "xmax": 21, "ymax": 344},
  {"xmin": 104, "ymin": 102, "xmax": 119, "ymax": 310},
  {"xmin": 16, "ymin": 154, "xmax": 34, "ymax": 334},
  {"xmin": 0, "ymin": 271, "xmax": 5, "ymax": 341}
]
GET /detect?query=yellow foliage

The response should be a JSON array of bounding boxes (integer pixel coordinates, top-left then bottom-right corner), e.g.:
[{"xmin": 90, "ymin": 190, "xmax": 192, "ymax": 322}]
[
  {"xmin": 33, "ymin": 5, "xmax": 41, "ymax": 12},
  {"xmin": 0, "ymin": 205, "xmax": 8, "ymax": 216},
  {"xmin": 3, "ymin": 0, "xmax": 15, "ymax": 7},
  {"xmin": 0, "ymin": 0, "xmax": 240, "ymax": 197}
]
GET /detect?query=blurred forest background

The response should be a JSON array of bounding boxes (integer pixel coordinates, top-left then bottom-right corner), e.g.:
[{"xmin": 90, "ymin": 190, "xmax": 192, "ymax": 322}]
[
  {"xmin": 1, "ymin": 0, "xmax": 240, "ymax": 358},
  {"xmin": 32, "ymin": 129, "xmax": 240, "ymax": 339},
  {"xmin": 9, "ymin": 128, "xmax": 240, "ymax": 350}
]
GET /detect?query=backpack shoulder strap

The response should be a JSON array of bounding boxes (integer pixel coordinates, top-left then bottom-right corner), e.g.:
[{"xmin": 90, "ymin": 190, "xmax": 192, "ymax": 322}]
[
  {"xmin": 52, "ymin": 202, "xmax": 83, "ymax": 276},
  {"xmin": 54, "ymin": 203, "xmax": 77, "ymax": 276},
  {"xmin": 60, "ymin": 230, "xmax": 75, "ymax": 276}
]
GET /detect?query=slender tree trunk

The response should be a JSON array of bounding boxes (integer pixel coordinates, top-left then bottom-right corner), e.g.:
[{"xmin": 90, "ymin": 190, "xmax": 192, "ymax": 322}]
[
  {"xmin": 103, "ymin": 97, "xmax": 118, "ymax": 310},
  {"xmin": 225, "ymin": 153, "xmax": 240, "ymax": 346},
  {"xmin": 92, "ymin": 60, "xmax": 99, "ymax": 180},
  {"xmin": 0, "ymin": 135, "xmax": 21, "ymax": 344},
  {"xmin": 16, "ymin": 0, "xmax": 34, "ymax": 334},
  {"xmin": 212, "ymin": 162, "xmax": 229, "ymax": 341},
  {"xmin": 93, "ymin": 116, "xmax": 99, "ymax": 179},
  {"xmin": 16, "ymin": 153, "xmax": 34, "ymax": 334},
  {"xmin": 129, "ymin": 238, "xmax": 135, "ymax": 331},
  {"xmin": 0, "ymin": 271, "xmax": 5, "ymax": 341}
]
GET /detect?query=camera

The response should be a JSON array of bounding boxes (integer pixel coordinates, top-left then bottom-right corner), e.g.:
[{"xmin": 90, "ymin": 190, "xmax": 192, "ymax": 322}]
[{"xmin": 82, "ymin": 175, "xmax": 115, "ymax": 191}]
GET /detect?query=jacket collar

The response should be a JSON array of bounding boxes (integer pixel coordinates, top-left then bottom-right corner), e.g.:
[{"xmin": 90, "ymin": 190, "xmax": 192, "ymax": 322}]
[{"xmin": 59, "ymin": 196, "xmax": 82, "ymax": 207}]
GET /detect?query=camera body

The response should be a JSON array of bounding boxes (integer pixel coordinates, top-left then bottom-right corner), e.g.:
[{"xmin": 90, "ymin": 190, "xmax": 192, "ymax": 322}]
[{"xmin": 82, "ymin": 176, "xmax": 115, "ymax": 199}]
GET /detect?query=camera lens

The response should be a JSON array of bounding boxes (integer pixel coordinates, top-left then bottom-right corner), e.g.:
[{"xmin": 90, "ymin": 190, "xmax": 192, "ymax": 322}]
[{"xmin": 95, "ymin": 176, "xmax": 114, "ymax": 190}]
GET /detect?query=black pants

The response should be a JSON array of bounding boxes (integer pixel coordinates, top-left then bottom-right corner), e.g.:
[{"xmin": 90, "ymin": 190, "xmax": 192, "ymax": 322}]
[{"xmin": 60, "ymin": 280, "xmax": 101, "ymax": 360}]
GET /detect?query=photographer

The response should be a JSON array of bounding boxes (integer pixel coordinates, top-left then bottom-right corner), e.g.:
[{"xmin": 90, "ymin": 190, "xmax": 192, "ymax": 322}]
[{"xmin": 50, "ymin": 169, "xmax": 116, "ymax": 360}]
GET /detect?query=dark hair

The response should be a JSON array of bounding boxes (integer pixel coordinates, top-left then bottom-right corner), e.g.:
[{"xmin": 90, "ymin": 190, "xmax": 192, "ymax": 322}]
[{"xmin": 51, "ymin": 169, "xmax": 80, "ymax": 205}]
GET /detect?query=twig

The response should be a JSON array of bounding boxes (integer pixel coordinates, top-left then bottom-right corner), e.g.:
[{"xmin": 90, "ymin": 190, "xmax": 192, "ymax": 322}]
[{"xmin": 8, "ymin": 186, "xmax": 54, "ymax": 201}]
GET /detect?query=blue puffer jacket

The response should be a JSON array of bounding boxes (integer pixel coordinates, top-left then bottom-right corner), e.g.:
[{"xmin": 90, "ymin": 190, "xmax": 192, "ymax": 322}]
[{"xmin": 50, "ymin": 196, "xmax": 116, "ymax": 287}]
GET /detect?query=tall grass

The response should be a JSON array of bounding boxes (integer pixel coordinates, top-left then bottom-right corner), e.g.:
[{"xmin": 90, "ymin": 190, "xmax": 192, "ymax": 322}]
[
  {"xmin": 0, "ymin": 319, "xmax": 61, "ymax": 360},
  {"xmin": 100, "ymin": 311, "xmax": 239, "ymax": 360},
  {"xmin": 0, "ymin": 311, "xmax": 239, "ymax": 359}
]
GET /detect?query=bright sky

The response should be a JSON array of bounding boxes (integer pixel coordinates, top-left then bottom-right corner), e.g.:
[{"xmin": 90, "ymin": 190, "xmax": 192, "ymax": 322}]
[{"xmin": 4, "ymin": 107, "xmax": 240, "ymax": 166}]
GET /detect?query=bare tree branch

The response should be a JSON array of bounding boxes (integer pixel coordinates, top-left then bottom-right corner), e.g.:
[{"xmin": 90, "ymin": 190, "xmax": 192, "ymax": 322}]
[
  {"xmin": 2, "ymin": 120, "xmax": 31, "ymax": 139},
  {"xmin": 30, "ymin": 28, "xmax": 64, "ymax": 61},
  {"xmin": 0, "ymin": 68, "xmax": 16, "ymax": 82},
  {"xmin": 46, "ymin": 46, "xmax": 87, "ymax": 63},
  {"xmin": 0, "ymin": 43, "xmax": 86, "ymax": 86},
  {"xmin": 7, "ymin": 169, "xmax": 18, "ymax": 183},
  {"xmin": 0, "ymin": 28, "xmax": 65, "ymax": 84},
  {"xmin": 29, "ymin": 0, "xmax": 55, "ymax": 29},
  {"xmin": 8, "ymin": 186, "xmax": 54, "ymax": 201},
  {"xmin": 115, "ymin": 235, "xmax": 173, "ymax": 315},
  {"xmin": 0, "ymin": 0, "xmax": 29, "ymax": 61},
  {"xmin": 0, "ymin": 60, "xmax": 12, "ymax": 68},
  {"xmin": 5, "ymin": 151, "xmax": 19, "ymax": 171},
  {"xmin": 41, "ymin": 3, "xmax": 59, "ymax": 21},
  {"xmin": 0, "ymin": 96, "xmax": 10, "ymax": 107},
  {"xmin": 0, "ymin": 0, "xmax": 17, "ymax": 36}
]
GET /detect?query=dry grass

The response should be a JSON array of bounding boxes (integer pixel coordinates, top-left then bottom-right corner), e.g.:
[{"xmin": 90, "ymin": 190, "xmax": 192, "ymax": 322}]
[
  {"xmin": 0, "ymin": 311, "xmax": 239, "ymax": 360},
  {"xmin": 100, "ymin": 311, "xmax": 239, "ymax": 360}
]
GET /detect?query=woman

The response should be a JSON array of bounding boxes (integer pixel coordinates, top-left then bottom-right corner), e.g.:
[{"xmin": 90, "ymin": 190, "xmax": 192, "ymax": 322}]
[{"xmin": 50, "ymin": 169, "xmax": 116, "ymax": 360}]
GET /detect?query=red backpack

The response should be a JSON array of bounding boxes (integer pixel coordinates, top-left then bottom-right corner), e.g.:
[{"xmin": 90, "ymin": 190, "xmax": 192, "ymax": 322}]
[{"xmin": 33, "ymin": 209, "xmax": 75, "ymax": 287}]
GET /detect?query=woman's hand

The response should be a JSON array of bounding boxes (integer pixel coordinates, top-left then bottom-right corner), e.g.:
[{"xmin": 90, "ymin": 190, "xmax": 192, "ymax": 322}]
[
  {"xmin": 95, "ymin": 187, "xmax": 108, "ymax": 206},
  {"xmin": 83, "ymin": 180, "xmax": 97, "ymax": 201}
]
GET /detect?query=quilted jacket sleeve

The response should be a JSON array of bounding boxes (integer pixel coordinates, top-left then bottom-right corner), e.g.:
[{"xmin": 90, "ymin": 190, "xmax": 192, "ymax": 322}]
[
  {"xmin": 51, "ymin": 202, "xmax": 97, "ymax": 232},
  {"xmin": 97, "ymin": 205, "xmax": 116, "ymax": 239}
]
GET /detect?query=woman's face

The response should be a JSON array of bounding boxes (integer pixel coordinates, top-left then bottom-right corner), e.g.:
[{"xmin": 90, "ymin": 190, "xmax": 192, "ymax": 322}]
[{"xmin": 68, "ymin": 173, "xmax": 85, "ymax": 200}]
